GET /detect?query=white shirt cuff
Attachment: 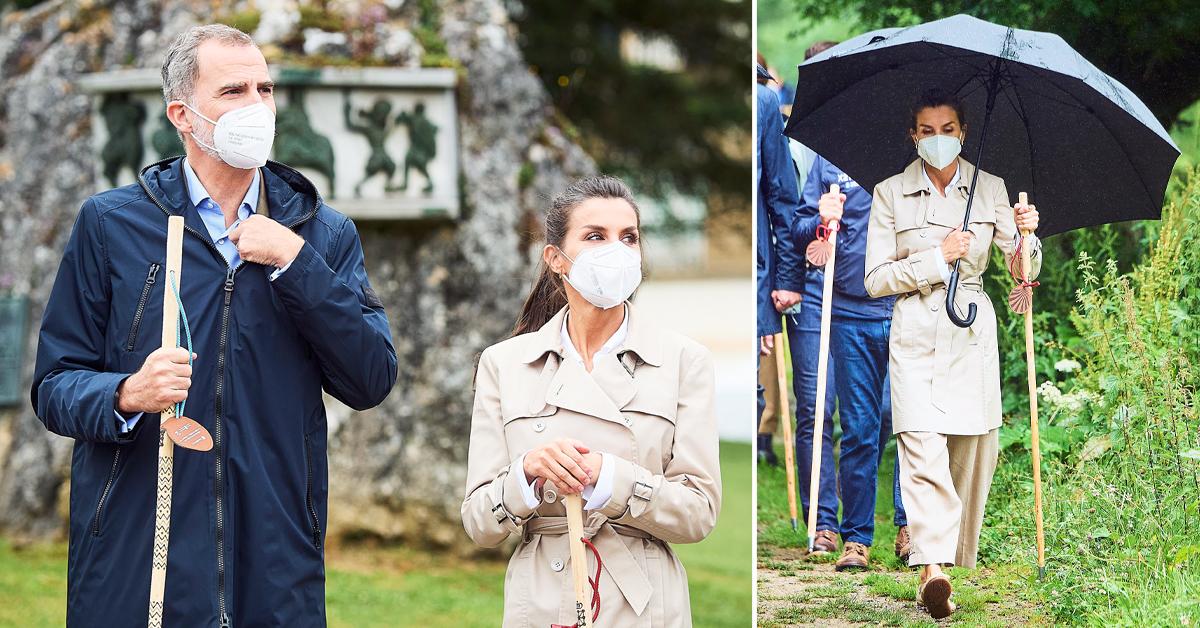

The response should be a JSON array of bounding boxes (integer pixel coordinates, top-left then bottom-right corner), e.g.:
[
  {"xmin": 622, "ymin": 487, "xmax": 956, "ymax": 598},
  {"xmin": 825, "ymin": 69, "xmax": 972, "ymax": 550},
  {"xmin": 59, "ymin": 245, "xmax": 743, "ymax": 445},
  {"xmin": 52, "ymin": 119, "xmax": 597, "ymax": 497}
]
[
  {"xmin": 515, "ymin": 452, "xmax": 541, "ymax": 510},
  {"xmin": 269, "ymin": 258, "xmax": 294, "ymax": 282},
  {"xmin": 582, "ymin": 452, "xmax": 614, "ymax": 510},
  {"xmin": 935, "ymin": 244, "xmax": 952, "ymax": 283},
  {"xmin": 115, "ymin": 409, "xmax": 144, "ymax": 434}
]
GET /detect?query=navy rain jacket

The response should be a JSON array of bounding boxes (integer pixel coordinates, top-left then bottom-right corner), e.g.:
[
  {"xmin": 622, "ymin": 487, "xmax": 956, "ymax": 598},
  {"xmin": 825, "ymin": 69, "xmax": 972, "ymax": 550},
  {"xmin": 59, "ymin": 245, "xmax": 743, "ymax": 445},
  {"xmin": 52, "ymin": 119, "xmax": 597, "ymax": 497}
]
[
  {"xmin": 31, "ymin": 157, "xmax": 398, "ymax": 627},
  {"xmin": 756, "ymin": 83, "xmax": 804, "ymax": 337}
]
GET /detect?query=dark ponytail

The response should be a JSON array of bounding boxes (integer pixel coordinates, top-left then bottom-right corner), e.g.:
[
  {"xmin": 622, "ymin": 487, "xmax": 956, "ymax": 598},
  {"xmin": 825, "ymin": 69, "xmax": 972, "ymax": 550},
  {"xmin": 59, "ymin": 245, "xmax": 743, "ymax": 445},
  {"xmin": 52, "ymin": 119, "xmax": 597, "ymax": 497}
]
[{"xmin": 510, "ymin": 175, "xmax": 641, "ymax": 337}]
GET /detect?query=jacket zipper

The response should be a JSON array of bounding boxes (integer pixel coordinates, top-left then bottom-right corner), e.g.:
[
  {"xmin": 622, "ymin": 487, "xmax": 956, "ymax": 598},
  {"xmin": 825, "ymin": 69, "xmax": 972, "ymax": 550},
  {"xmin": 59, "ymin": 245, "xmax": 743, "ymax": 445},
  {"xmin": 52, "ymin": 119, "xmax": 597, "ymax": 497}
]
[
  {"xmin": 137, "ymin": 170, "xmax": 321, "ymax": 628},
  {"xmin": 303, "ymin": 434, "xmax": 323, "ymax": 549},
  {"xmin": 90, "ymin": 448, "xmax": 121, "ymax": 536},
  {"xmin": 125, "ymin": 263, "xmax": 160, "ymax": 351},
  {"xmin": 216, "ymin": 266, "xmax": 236, "ymax": 628}
]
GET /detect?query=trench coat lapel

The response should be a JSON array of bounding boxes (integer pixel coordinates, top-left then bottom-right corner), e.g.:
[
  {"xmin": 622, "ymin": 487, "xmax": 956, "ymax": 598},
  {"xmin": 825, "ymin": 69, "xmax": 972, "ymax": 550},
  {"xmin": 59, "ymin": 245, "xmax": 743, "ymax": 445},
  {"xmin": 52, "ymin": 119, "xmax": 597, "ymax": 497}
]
[
  {"xmin": 522, "ymin": 303, "xmax": 664, "ymax": 425},
  {"xmin": 545, "ymin": 355, "xmax": 626, "ymax": 425}
]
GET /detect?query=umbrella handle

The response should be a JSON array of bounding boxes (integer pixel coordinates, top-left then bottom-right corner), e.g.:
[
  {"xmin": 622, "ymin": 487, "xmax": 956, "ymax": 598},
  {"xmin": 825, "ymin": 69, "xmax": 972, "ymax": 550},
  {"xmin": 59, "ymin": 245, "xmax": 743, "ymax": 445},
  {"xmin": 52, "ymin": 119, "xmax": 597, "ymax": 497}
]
[{"xmin": 945, "ymin": 265, "xmax": 977, "ymax": 328}]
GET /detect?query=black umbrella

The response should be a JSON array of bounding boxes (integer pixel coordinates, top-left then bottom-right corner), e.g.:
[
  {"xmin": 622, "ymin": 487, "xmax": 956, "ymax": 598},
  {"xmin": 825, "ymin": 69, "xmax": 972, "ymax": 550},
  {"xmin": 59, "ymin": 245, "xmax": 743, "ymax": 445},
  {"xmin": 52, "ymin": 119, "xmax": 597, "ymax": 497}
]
[{"xmin": 783, "ymin": 14, "xmax": 1180, "ymax": 327}]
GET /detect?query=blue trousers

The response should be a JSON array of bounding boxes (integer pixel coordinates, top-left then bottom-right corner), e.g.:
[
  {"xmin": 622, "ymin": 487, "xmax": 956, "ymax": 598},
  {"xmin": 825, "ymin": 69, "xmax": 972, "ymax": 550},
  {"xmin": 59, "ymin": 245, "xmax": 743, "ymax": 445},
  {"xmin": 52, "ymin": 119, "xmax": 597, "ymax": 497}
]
[{"xmin": 788, "ymin": 306, "xmax": 904, "ymax": 545}]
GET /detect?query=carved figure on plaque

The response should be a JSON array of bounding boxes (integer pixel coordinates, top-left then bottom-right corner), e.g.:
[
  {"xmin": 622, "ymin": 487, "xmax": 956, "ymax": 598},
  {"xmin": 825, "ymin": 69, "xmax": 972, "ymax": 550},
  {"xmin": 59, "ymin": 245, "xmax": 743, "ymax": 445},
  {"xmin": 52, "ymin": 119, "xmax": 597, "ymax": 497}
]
[
  {"xmin": 151, "ymin": 110, "xmax": 186, "ymax": 159},
  {"xmin": 100, "ymin": 93, "xmax": 146, "ymax": 187},
  {"xmin": 276, "ymin": 87, "xmax": 337, "ymax": 197},
  {"xmin": 395, "ymin": 101, "xmax": 437, "ymax": 195},
  {"xmin": 343, "ymin": 90, "xmax": 401, "ymax": 198}
]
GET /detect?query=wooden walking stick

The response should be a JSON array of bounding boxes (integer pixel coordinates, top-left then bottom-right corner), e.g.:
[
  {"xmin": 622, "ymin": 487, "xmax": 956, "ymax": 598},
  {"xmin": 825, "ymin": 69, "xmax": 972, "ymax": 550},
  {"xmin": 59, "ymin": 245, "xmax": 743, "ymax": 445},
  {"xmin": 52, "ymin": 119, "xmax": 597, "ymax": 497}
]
[
  {"xmin": 773, "ymin": 330, "xmax": 799, "ymax": 533},
  {"xmin": 1008, "ymin": 191, "xmax": 1046, "ymax": 579},
  {"xmin": 148, "ymin": 216, "xmax": 213, "ymax": 627},
  {"xmin": 565, "ymin": 493, "xmax": 594, "ymax": 627},
  {"xmin": 802, "ymin": 184, "xmax": 841, "ymax": 553}
]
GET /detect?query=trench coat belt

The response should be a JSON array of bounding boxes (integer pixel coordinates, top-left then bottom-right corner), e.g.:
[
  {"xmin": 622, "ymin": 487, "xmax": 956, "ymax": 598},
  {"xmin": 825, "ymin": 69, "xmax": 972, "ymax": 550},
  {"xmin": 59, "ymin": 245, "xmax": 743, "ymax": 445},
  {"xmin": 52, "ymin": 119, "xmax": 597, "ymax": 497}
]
[
  {"xmin": 523, "ymin": 516, "xmax": 655, "ymax": 616},
  {"xmin": 901, "ymin": 277, "xmax": 983, "ymax": 300}
]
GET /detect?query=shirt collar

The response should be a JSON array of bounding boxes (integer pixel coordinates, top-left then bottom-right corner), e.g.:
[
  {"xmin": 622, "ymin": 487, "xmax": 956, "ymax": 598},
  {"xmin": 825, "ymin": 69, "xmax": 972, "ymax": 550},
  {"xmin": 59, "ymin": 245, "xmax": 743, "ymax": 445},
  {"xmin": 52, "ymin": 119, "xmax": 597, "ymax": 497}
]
[
  {"xmin": 560, "ymin": 305, "xmax": 630, "ymax": 365},
  {"xmin": 520, "ymin": 302, "xmax": 662, "ymax": 367},
  {"xmin": 902, "ymin": 157, "xmax": 973, "ymax": 196},
  {"xmin": 182, "ymin": 157, "xmax": 260, "ymax": 215}
]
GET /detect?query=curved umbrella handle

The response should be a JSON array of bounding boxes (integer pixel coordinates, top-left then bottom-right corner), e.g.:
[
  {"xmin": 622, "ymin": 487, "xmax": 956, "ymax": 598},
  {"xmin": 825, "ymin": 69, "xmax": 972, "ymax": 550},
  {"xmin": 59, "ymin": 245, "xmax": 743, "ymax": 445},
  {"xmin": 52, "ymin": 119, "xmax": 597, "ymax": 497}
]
[{"xmin": 946, "ymin": 263, "xmax": 976, "ymax": 328}]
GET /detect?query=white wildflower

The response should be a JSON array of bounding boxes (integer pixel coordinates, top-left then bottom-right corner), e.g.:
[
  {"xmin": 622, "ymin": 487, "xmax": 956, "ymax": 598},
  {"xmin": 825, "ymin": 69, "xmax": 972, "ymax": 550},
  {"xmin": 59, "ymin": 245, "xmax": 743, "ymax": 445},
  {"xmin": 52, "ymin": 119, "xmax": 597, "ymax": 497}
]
[{"xmin": 1055, "ymin": 359, "xmax": 1082, "ymax": 373}]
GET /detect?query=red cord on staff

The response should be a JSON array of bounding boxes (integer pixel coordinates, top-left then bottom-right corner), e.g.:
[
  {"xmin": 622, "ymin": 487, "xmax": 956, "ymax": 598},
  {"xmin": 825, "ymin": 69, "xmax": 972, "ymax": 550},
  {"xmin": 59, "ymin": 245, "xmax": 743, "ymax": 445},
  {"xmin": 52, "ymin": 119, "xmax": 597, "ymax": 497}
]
[{"xmin": 550, "ymin": 537, "xmax": 603, "ymax": 628}]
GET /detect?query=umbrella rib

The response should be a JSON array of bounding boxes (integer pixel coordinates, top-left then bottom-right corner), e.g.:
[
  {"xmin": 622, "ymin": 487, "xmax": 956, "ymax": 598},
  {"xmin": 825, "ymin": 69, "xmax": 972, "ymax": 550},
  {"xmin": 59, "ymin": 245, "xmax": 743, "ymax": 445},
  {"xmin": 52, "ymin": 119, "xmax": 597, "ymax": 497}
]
[
  {"xmin": 1002, "ymin": 74, "xmax": 1040, "ymax": 197},
  {"xmin": 1013, "ymin": 65, "xmax": 1163, "ymax": 215}
]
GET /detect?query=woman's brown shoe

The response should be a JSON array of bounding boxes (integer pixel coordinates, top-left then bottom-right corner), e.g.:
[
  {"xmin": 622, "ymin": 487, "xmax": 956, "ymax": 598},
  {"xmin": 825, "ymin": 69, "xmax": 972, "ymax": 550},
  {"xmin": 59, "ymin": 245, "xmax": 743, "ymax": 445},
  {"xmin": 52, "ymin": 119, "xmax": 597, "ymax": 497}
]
[
  {"xmin": 917, "ymin": 573, "xmax": 955, "ymax": 619},
  {"xmin": 834, "ymin": 541, "xmax": 870, "ymax": 571}
]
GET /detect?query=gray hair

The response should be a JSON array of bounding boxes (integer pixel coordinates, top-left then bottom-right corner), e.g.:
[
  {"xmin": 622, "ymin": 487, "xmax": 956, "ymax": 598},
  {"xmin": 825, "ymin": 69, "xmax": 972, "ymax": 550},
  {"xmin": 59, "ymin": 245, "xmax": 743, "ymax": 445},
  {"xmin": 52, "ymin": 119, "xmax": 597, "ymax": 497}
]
[{"xmin": 160, "ymin": 24, "xmax": 256, "ymax": 104}]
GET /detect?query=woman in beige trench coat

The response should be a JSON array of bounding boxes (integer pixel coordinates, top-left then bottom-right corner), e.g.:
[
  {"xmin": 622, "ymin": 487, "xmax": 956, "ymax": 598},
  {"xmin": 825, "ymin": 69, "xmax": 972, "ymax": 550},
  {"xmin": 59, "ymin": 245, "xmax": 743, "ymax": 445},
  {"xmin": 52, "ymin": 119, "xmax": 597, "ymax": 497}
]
[
  {"xmin": 860, "ymin": 89, "xmax": 1041, "ymax": 619},
  {"xmin": 461, "ymin": 175, "xmax": 721, "ymax": 627}
]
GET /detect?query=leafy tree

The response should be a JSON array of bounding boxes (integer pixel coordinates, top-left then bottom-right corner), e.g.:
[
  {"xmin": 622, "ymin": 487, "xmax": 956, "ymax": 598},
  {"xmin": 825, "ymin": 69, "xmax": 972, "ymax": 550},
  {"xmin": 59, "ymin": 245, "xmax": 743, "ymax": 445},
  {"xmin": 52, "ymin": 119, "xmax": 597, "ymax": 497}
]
[
  {"xmin": 788, "ymin": 0, "xmax": 1200, "ymax": 129},
  {"xmin": 508, "ymin": 0, "xmax": 750, "ymax": 216}
]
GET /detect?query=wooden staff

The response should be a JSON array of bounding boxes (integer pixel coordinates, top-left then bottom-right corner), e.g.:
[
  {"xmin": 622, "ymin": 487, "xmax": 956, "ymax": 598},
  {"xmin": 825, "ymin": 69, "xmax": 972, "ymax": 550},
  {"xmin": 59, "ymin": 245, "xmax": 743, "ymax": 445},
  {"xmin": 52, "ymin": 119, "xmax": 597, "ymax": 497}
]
[
  {"xmin": 773, "ymin": 331, "xmax": 799, "ymax": 533},
  {"xmin": 148, "ymin": 216, "xmax": 184, "ymax": 627},
  {"xmin": 1018, "ymin": 191, "xmax": 1046, "ymax": 579},
  {"xmin": 805, "ymin": 184, "xmax": 840, "ymax": 553},
  {"xmin": 565, "ymin": 492, "xmax": 592, "ymax": 627}
]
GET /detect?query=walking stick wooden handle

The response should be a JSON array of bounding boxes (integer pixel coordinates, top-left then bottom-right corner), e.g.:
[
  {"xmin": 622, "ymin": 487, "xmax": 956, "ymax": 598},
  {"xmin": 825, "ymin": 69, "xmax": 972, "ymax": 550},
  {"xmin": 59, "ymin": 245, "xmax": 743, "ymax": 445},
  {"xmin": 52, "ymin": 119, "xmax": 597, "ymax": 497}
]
[
  {"xmin": 806, "ymin": 184, "xmax": 839, "ymax": 552},
  {"xmin": 1018, "ymin": 192, "xmax": 1047, "ymax": 578},
  {"xmin": 774, "ymin": 332, "xmax": 798, "ymax": 532},
  {"xmin": 148, "ymin": 216, "xmax": 184, "ymax": 627},
  {"xmin": 565, "ymin": 492, "xmax": 592, "ymax": 627}
]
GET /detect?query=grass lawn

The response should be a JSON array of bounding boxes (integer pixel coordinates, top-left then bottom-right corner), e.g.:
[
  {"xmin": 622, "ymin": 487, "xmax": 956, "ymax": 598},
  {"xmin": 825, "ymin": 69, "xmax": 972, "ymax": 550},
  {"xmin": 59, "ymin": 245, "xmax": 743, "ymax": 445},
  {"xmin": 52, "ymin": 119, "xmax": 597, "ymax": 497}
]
[{"xmin": 0, "ymin": 440, "xmax": 751, "ymax": 627}]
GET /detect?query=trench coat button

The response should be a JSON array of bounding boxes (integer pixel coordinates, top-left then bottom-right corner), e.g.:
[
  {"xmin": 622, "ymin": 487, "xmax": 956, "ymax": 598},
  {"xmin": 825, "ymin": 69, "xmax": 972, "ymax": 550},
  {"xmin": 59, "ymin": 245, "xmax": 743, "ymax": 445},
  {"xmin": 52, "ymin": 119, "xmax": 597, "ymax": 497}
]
[
  {"xmin": 551, "ymin": 559, "xmax": 565, "ymax": 572},
  {"xmin": 533, "ymin": 420, "xmax": 546, "ymax": 433},
  {"xmin": 543, "ymin": 486, "xmax": 558, "ymax": 503},
  {"xmin": 622, "ymin": 416, "xmax": 632, "ymax": 427},
  {"xmin": 932, "ymin": 303, "xmax": 940, "ymax": 312},
  {"xmin": 920, "ymin": 230, "xmax": 928, "ymax": 238}
]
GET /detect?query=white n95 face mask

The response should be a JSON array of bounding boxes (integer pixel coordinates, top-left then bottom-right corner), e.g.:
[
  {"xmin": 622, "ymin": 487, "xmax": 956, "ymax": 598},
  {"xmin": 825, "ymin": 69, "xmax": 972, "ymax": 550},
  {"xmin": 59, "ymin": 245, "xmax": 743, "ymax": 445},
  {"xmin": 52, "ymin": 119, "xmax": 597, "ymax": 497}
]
[
  {"xmin": 916, "ymin": 133, "xmax": 962, "ymax": 170},
  {"xmin": 557, "ymin": 241, "xmax": 643, "ymax": 310},
  {"xmin": 182, "ymin": 101, "xmax": 275, "ymax": 169}
]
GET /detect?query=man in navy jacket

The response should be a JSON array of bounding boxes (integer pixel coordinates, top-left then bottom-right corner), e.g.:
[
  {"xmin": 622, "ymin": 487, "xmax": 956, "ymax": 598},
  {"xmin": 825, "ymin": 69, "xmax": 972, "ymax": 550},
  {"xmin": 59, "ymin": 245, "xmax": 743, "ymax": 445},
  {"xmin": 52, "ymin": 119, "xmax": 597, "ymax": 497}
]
[
  {"xmin": 756, "ymin": 67, "xmax": 803, "ymax": 462},
  {"xmin": 788, "ymin": 153, "xmax": 906, "ymax": 571},
  {"xmin": 31, "ymin": 24, "xmax": 397, "ymax": 627}
]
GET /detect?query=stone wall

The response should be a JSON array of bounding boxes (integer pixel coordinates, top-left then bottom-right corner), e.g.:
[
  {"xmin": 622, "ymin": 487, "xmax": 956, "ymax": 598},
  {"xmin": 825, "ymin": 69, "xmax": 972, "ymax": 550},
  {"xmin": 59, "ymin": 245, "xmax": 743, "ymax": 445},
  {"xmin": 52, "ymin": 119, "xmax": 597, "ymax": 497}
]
[{"xmin": 0, "ymin": 0, "xmax": 593, "ymax": 549}]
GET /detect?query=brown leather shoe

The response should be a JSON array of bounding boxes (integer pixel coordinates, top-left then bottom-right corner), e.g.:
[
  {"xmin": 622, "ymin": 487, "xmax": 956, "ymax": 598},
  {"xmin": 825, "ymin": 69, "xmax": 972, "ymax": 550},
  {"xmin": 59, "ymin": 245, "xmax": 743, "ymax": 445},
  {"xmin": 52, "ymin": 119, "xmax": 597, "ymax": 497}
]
[
  {"xmin": 811, "ymin": 529, "xmax": 838, "ymax": 554},
  {"xmin": 834, "ymin": 541, "xmax": 870, "ymax": 571},
  {"xmin": 894, "ymin": 525, "xmax": 912, "ymax": 562},
  {"xmin": 917, "ymin": 573, "xmax": 955, "ymax": 619}
]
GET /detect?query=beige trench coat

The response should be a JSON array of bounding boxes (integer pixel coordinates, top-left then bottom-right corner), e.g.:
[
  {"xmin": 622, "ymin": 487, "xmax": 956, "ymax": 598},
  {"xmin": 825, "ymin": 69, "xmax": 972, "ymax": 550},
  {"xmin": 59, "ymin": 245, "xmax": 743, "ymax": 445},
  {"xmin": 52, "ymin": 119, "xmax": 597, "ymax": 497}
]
[
  {"xmin": 865, "ymin": 158, "xmax": 1042, "ymax": 435},
  {"xmin": 461, "ymin": 304, "xmax": 721, "ymax": 627}
]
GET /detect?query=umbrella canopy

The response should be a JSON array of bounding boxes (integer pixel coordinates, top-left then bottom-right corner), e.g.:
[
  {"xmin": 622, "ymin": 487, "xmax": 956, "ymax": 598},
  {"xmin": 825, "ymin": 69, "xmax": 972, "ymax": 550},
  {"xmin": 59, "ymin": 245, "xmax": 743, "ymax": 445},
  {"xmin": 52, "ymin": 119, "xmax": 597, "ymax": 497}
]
[{"xmin": 783, "ymin": 14, "xmax": 1180, "ymax": 237}]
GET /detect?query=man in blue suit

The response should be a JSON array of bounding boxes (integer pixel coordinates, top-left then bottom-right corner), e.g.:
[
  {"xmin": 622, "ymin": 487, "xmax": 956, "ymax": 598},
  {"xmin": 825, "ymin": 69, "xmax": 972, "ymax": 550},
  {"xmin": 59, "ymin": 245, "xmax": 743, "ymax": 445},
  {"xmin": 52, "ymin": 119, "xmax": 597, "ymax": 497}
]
[
  {"xmin": 756, "ymin": 65, "xmax": 803, "ymax": 464},
  {"xmin": 787, "ymin": 153, "xmax": 907, "ymax": 571}
]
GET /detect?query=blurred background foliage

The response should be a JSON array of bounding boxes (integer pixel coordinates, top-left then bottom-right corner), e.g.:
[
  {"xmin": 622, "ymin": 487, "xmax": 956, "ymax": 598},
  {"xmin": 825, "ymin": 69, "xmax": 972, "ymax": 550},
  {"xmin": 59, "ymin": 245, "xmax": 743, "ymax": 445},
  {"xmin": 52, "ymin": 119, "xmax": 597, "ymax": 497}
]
[{"xmin": 508, "ymin": 0, "xmax": 752, "ymax": 223}]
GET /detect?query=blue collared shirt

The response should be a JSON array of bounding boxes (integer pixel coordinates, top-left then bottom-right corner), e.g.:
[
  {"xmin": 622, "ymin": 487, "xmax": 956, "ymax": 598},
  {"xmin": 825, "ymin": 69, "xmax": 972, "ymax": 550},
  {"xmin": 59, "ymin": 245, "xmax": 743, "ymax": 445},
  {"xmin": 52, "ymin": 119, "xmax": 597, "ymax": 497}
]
[{"xmin": 116, "ymin": 160, "xmax": 292, "ymax": 433}]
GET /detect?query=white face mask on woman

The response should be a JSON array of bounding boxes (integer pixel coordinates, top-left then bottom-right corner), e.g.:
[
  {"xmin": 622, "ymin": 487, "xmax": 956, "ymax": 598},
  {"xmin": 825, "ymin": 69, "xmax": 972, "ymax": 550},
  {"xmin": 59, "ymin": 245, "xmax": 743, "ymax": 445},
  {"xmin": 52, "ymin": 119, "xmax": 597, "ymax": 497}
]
[
  {"xmin": 916, "ymin": 133, "xmax": 963, "ymax": 170},
  {"xmin": 557, "ymin": 241, "xmax": 643, "ymax": 310},
  {"xmin": 180, "ymin": 101, "xmax": 276, "ymax": 169}
]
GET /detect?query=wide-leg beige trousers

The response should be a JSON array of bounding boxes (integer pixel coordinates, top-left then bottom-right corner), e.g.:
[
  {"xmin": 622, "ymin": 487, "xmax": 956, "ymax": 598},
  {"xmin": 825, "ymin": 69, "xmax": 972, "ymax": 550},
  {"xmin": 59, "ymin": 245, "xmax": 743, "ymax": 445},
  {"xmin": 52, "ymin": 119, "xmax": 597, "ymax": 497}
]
[{"xmin": 896, "ymin": 429, "xmax": 999, "ymax": 568}]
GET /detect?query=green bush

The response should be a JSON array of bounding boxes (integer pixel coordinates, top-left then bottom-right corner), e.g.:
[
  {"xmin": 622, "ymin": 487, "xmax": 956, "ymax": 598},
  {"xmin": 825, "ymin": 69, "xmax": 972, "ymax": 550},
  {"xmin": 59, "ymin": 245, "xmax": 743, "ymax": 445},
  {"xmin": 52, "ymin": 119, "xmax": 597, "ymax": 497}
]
[{"xmin": 981, "ymin": 170, "xmax": 1200, "ymax": 625}]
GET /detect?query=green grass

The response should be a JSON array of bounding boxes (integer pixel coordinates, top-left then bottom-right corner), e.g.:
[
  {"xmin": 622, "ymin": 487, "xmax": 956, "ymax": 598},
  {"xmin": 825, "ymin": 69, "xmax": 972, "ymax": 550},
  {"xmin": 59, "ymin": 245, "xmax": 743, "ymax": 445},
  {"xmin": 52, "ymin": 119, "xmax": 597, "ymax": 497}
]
[
  {"xmin": 758, "ymin": 436, "xmax": 1047, "ymax": 626},
  {"xmin": 673, "ymin": 440, "xmax": 754, "ymax": 627},
  {"xmin": 0, "ymin": 441, "xmax": 750, "ymax": 626}
]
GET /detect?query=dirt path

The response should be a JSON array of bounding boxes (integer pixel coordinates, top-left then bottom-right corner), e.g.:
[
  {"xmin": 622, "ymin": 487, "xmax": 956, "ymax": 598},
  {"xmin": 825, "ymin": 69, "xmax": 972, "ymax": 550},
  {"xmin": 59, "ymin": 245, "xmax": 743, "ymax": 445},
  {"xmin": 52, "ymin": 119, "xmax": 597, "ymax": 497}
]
[{"xmin": 756, "ymin": 546, "xmax": 1045, "ymax": 627}]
